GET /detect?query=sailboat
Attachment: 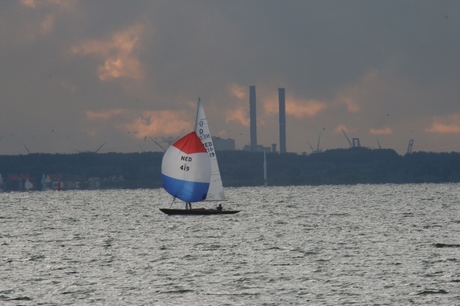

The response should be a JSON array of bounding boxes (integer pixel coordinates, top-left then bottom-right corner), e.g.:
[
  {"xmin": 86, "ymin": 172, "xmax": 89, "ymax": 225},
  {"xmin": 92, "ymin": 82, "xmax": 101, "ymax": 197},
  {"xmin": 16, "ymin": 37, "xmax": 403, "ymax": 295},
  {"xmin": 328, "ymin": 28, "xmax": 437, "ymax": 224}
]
[{"xmin": 159, "ymin": 99, "xmax": 239, "ymax": 215}]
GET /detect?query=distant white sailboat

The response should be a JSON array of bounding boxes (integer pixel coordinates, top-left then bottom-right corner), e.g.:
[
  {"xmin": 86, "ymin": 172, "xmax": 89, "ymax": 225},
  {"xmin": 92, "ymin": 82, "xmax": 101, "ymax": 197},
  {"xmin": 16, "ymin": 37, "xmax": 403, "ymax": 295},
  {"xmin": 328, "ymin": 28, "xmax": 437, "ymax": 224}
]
[
  {"xmin": 24, "ymin": 179, "xmax": 33, "ymax": 191},
  {"xmin": 41, "ymin": 174, "xmax": 51, "ymax": 191}
]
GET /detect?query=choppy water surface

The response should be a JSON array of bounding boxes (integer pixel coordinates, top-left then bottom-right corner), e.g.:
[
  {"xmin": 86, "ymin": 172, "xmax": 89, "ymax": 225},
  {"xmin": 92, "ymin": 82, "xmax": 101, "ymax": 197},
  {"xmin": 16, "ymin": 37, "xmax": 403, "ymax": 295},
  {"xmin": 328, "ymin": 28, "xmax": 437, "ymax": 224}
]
[{"xmin": 1, "ymin": 184, "xmax": 459, "ymax": 305}]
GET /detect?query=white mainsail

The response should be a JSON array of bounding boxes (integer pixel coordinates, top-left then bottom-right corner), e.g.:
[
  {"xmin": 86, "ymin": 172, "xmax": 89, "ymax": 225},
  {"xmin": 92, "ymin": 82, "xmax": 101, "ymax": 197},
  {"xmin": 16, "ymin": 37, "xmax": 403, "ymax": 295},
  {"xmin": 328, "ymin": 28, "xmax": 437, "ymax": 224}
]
[{"xmin": 194, "ymin": 99, "xmax": 226, "ymax": 201}]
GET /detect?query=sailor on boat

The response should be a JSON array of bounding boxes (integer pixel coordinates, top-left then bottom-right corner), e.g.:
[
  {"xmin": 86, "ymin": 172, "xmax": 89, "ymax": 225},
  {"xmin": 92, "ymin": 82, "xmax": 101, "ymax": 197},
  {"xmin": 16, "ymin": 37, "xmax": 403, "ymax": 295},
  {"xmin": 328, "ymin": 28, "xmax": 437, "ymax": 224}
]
[{"xmin": 216, "ymin": 204, "xmax": 222, "ymax": 211}]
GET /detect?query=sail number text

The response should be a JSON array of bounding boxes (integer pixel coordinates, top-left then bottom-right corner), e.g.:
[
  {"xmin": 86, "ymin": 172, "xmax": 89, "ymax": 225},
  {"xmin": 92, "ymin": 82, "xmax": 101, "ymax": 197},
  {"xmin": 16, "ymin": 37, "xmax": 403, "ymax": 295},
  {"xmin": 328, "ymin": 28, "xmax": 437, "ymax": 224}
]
[
  {"xmin": 197, "ymin": 128, "xmax": 215, "ymax": 158},
  {"xmin": 204, "ymin": 141, "xmax": 215, "ymax": 157},
  {"xmin": 180, "ymin": 155, "xmax": 192, "ymax": 171}
]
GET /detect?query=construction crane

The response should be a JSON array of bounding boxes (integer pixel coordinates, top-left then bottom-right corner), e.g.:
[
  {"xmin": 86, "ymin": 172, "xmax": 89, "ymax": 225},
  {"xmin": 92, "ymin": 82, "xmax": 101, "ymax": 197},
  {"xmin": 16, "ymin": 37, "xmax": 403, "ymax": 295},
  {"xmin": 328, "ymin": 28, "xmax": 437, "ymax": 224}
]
[
  {"xmin": 23, "ymin": 143, "xmax": 31, "ymax": 154},
  {"xmin": 341, "ymin": 129, "xmax": 361, "ymax": 148},
  {"xmin": 406, "ymin": 139, "xmax": 414, "ymax": 154},
  {"xmin": 342, "ymin": 129, "xmax": 352, "ymax": 148},
  {"xmin": 307, "ymin": 132, "xmax": 322, "ymax": 154},
  {"xmin": 307, "ymin": 141, "xmax": 315, "ymax": 152},
  {"xmin": 316, "ymin": 131, "xmax": 322, "ymax": 153},
  {"xmin": 149, "ymin": 136, "xmax": 179, "ymax": 152},
  {"xmin": 149, "ymin": 137, "xmax": 166, "ymax": 152}
]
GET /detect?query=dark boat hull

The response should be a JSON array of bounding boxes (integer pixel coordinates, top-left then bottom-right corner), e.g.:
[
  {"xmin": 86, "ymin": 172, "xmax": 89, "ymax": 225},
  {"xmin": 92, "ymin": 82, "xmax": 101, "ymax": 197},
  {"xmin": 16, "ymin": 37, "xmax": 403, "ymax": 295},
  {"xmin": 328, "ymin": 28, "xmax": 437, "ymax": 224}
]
[{"xmin": 159, "ymin": 208, "xmax": 240, "ymax": 215}]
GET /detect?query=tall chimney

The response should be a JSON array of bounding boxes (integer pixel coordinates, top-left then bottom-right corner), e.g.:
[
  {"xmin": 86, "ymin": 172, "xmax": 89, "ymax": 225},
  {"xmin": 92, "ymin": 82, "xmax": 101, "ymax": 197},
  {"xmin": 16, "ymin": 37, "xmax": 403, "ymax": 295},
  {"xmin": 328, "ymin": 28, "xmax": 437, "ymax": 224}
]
[
  {"xmin": 249, "ymin": 85, "xmax": 257, "ymax": 151},
  {"xmin": 279, "ymin": 88, "xmax": 286, "ymax": 154}
]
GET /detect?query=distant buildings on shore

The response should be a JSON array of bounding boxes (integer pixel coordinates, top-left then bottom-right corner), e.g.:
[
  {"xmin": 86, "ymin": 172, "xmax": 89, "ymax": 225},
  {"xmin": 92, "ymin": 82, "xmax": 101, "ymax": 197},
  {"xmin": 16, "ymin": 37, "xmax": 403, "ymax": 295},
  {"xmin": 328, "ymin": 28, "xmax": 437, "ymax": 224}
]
[
  {"xmin": 207, "ymin": 86, "xmax": 285, "ymax": 154},
  {"xmin": 0, "ymin": 173, "xmax": 124, "ymax": 192},
  {"xmin": 214, "ymin": 136, "xmax": 275, "ymax": 153},
  {"xmin": 212, "ymin": 136, "xmax": 236, "ymax": 151}
]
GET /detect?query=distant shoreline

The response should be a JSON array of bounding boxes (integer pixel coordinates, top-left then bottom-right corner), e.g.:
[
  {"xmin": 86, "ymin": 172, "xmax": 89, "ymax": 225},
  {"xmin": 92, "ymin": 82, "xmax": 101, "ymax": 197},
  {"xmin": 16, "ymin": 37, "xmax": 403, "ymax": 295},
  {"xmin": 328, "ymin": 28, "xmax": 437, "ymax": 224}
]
[{"xmin": 1, "ymin": 148, "xmax": 460, "ymax": 191}]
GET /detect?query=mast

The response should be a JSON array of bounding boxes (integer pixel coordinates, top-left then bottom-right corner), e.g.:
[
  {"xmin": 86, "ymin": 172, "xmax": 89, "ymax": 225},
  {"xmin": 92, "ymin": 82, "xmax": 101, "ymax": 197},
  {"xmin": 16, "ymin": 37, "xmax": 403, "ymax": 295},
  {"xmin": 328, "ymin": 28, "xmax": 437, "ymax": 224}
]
[{"xmin": 263, "ymin": 150, "xmax": 267, "ymax": 186}]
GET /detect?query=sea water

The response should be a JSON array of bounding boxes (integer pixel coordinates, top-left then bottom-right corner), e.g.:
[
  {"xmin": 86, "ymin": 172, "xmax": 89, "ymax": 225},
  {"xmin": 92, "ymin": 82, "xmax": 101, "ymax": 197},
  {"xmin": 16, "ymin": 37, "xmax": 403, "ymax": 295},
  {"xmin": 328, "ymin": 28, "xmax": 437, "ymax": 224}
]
[{"xmin": 0, "ymin": 184, "xmax": 459, "ymax": 305}]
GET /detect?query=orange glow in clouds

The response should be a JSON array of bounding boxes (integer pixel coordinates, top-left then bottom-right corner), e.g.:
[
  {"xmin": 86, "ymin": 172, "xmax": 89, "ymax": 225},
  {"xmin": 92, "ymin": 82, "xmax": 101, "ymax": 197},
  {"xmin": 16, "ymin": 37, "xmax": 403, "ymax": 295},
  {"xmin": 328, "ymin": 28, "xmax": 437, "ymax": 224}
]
[
  {"xmin": 426, "ymin": 114, "xmax": 460, "ymax": 134},
  {"xmin": 334, "ymin": 125, "xmax": 350, "ymax": 133},
  {"xmin": 226, "ymin": 108, "xmax": 250, "ymax": 126},
  {"xmin": 124, "ymin": 110, "xmax": 192, "ymax": 139},
  {"xmin": 264, "ymin": 96, "xmax": 327, "ymax": 119},
  {"xmin": 226, "ymin": 86, "xmax": 328, "ymax": 126},
  {"xmin": 20, "ymin": 0, "xmax": 77, "ymax": 41},
  {"xmin": 70, "ymin": 25, "xmax": 144, "ymax": 80},
  {"xmin": 336, "ymin": 96, "xmax": 360, "ymax": 113},
  {"xmin": 370, "ymin": 127, "xmax": 393, "ymax": 135},
  {"xmin": 229, "ymin": 84, "xmax": 247, "ymax": 100},
  {"xmin": 86, "ymin": 109, "xmax": 193, "ymax": 138},
  {"xmin": 21, "ymin": 0, "xmax": 77, "ymax": 9},
  {"xmin": 227, "ymin": 84, "xmax": 250, "ymax": 126},
  {"xmin": 21, "ymin": 0, "xmax": 39, "ymax": 7},
  {"xmin": 335, "ymin": 70, "xmax": 383, "ymax": 113}
]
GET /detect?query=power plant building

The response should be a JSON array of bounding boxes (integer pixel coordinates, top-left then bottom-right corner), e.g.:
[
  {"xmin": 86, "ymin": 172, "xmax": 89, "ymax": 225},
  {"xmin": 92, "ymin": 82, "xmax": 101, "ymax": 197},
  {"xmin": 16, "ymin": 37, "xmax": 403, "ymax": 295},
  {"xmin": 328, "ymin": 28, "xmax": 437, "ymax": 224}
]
[
  {"xmin": 247, "ymin": 85, "xmax": 287, "ymax": 154},
  {"xmin": 213, "ymin": 136, "xmax": 236, "ymax": 151}
]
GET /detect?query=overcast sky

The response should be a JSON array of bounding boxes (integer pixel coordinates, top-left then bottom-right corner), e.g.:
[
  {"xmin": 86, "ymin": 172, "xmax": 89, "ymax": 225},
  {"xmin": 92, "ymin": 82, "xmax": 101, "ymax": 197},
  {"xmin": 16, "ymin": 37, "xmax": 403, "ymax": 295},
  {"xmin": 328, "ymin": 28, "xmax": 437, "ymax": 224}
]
[{"xmin": 1, "ymin": 0, "xmax": 460, "ymax": 155}]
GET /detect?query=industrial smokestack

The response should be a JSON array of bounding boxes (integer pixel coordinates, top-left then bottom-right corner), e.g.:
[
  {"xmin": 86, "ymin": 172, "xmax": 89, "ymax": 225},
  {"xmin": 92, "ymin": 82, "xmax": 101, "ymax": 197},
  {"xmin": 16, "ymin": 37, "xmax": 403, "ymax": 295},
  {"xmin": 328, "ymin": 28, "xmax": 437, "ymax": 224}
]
[
  {"xmin": 249, "ymin": 85, "xmax": 257, "ymax": 151},
  {"xmin": 279, "ymin": 88, "xmax": 286, "ymax": 153}
]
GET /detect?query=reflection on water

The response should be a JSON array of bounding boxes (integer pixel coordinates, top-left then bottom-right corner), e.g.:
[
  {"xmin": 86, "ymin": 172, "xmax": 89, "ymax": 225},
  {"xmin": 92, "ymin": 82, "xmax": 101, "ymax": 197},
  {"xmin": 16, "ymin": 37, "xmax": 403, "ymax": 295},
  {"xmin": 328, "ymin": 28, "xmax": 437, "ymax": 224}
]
[{"xmin": 1, "ymin": 184, "xmax": 459, "ymax": 305}]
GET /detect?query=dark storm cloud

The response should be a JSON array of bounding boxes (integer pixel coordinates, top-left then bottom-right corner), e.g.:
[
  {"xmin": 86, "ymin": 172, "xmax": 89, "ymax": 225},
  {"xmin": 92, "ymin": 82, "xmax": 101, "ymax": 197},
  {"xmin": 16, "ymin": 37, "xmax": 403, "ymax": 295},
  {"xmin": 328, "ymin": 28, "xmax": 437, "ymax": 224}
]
[{"xmin": 1, "ymin": 0, "xmax": 460, "ymax": 154}]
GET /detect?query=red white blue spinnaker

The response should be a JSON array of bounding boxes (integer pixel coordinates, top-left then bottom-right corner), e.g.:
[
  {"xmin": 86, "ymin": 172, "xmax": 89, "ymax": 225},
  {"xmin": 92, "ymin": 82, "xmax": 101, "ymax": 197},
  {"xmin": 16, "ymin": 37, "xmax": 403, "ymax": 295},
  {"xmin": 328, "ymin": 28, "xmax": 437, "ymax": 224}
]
[{"xmin": 161, "ymin": 131, "xmax": 211, "ymax": 202}]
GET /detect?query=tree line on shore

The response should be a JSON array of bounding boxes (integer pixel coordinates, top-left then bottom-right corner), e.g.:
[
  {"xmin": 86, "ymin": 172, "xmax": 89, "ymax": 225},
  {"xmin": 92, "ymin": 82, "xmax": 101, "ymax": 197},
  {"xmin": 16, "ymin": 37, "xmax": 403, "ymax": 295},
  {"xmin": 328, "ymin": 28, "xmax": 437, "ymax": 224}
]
[{"xmin": 1, "ymin": 147, "xmax": 460, "ymax": 190}]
